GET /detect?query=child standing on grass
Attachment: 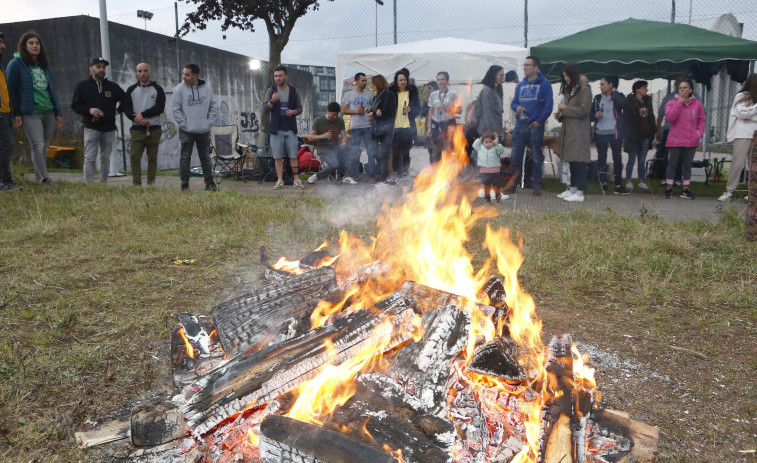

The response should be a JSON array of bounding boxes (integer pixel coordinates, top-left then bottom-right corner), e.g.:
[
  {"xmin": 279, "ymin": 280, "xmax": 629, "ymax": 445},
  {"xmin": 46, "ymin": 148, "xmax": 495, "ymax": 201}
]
[{"xmin": 473, "ymin": 131, "xmax": 506, "ymax": 203}]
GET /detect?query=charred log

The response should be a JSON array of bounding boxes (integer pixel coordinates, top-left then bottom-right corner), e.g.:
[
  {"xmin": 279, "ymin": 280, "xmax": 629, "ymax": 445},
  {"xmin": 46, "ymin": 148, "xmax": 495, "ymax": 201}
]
[
  {"xmin": 184, "ymin": 303, "xmax": 416, "ymax": 437},
  {"xmin": 259, "ymin": 415, "xmax": 393, "ymax": 463},
  {"xmin": 467, "ymin": 337, "xmax": 528, "ymax": 384},
  {"xmin": 387, "ymin": 305, "xmax": 471, "ymax": 412},
  {"xmin": 212, "ymin": 267, "xmax": 341, "ymax": 354},
  {"xmin": 130, "ymin": 401, "xmax": 188, "ymax": 447}
]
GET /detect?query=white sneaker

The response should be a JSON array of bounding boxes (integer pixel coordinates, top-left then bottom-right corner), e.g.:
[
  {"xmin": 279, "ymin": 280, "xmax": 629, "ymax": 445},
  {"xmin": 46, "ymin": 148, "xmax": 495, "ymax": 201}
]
[
  {"xmin": 557, "ymin": 189, "xmax": 572, "ymax": 199},
  {"xmin": 717, "ymin": 191, "xmax": 732, "ymax": 202},
  {"xmin": 293, "ymin": 179, "xmax": 304, "ymax": 189},
  {"xmin": 273, "ymin": 180, "xmax": 285, "ymax": 189},
  {"xmin": 564, "ymin": 192, "xmax": 584, "ymax": 202},
  {"xmin": 307, "ymin": 174, "xmax": 318, "ymax": 184},
  {"xmin": 637, "ymin": 181, "xmax": 649, "ymax": 190},
  {"xmin": 625, "ymin": 181, "xmax": 634, "ymax": 191},
  {"xmin": 342, "ymin": 177, "xmax": 358, "ymax": 185}
]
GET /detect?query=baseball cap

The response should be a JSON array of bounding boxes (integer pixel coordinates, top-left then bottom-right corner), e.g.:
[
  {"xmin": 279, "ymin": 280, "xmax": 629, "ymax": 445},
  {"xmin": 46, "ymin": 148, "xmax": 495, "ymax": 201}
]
[
  {"xmin": 91, "ymin": 57, "xmax": 110, "ymax": 66},
  {"xmin": 505, "ymin": 70, "xmax": 518, "ymax": 83}
]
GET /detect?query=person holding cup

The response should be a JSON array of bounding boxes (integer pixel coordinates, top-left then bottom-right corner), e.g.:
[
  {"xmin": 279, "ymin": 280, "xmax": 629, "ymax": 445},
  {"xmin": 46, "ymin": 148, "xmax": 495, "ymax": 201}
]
[{"xmin": 663, "ymin": 78, "xmax": 705, "ymax": 199}]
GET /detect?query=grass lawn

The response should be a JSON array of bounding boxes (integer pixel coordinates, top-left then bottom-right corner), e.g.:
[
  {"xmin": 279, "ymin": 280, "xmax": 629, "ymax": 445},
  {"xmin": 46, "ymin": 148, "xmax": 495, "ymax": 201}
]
[{"xmin": 0, "ymin": 178, "xmax": 755, "ymax": 462}]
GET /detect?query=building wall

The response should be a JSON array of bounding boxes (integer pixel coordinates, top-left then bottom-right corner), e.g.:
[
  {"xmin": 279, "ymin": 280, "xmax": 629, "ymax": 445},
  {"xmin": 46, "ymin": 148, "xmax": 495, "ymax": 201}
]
[
  {"xmin": 287, "ymin": 63, "xmax": 336, "ymax": 117},
  {"xmin": 0, "ymin": 16, "xmax": 313, "ymax": 171}
]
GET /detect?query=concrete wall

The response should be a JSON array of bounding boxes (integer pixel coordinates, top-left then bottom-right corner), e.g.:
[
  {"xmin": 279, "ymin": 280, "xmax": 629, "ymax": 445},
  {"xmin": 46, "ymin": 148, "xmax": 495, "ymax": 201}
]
[{"xmin": 0, "ymin": 16, "xmax": 313, "ymax": 171}]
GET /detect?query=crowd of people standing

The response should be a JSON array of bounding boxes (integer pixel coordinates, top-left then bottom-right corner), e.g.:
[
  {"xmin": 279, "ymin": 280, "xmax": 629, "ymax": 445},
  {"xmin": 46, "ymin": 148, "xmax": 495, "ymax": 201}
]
[{"xmin": 0, "ymin": 28, "xmax": 754, "ymax": 202}]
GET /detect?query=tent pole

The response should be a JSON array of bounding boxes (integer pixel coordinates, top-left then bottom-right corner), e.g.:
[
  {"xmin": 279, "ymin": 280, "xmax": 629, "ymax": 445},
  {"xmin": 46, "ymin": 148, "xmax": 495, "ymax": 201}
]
[
  {"xmin": 702, "ymin": 85, "xmax": 709, "ymax": 160},
  {"xmin": 524, "ymin": 0, "xmax": 528, "ymax": 48}
]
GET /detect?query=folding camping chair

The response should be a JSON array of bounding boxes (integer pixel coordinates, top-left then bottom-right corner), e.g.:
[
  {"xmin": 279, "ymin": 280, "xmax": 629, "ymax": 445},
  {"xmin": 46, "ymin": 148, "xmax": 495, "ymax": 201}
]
[{"xmin": 210, "ymin": 125, "xmax": 253, "ymax": 184}]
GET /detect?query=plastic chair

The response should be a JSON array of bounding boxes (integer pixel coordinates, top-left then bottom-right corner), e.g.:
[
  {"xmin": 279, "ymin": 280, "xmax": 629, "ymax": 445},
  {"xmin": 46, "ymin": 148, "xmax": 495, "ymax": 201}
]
[{"xmin": 210, "ymin": 125, "xmax": 252, "ymax": 184}]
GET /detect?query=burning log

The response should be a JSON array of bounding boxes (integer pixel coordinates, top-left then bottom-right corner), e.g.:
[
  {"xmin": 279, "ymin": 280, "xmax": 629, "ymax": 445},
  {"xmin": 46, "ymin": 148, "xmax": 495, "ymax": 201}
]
[
  {"xmin": 212, "ymin": 267, "xmax": 341, "ymax": 354},
  {"xmin": 468, "ymin": 337, "xmax": 530, "ymax": 384},
  {"xmin": 387, "ymin": 305, "xmax": 471, "ymax": 412},
  {"xmin": 184, "ymin": 301, "xmax": 416, "ymax": 437},
  {"xmin": 259, "ymin": 415, "xmax": 393, "ymax": 463},
  {"xmin": 394, "ymin": 280, "xmax": 496, "ymax": 319}
]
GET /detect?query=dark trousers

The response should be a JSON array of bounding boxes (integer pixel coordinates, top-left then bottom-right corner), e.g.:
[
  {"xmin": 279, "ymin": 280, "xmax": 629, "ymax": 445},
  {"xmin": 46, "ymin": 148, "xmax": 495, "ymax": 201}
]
[
  {"xmin": 374, "ymin": 131, "xmax": 394, "ymax": 181},
  {"xmin": 666, "ymin": 146, "xmax": 696, "ymax": 184},
  {"xmin": 179, "ymin": 129, "xmax": 213, "ymax": 186},
  {"xmin": 391, "ymin": 127, "xmax": 413, "ymax": 175},
  {"xmin": 659, "ymin": 128, "xmax": 683, "ymax": 182},
  {"xmin": 0, "ymin": 114, "xmax": 13, "ymax": 184},
  {"xmin": 569, "ymin": 161, "xmax": 588, "ymax": 191},
  {"xmin": 511, "ymin": 122, "xmax": 545, "ymax": 188},
  {"xmin": 595, "ymin": 133, "xmax": 623, "ymax": 186}
]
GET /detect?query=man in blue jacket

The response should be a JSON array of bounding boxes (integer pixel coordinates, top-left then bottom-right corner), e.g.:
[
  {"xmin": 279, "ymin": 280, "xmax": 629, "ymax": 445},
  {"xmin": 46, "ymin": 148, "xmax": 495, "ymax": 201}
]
[{"xmin": 509, "ymin": 56, "xmax": 553, "ymax": 195}]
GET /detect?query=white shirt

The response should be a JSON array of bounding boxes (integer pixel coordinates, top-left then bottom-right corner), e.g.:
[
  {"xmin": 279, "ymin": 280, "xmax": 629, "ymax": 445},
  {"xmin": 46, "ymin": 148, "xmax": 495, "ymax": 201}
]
[{"xmin": 428, "ymin": 89, "xmax": 460, "ymax": 124}]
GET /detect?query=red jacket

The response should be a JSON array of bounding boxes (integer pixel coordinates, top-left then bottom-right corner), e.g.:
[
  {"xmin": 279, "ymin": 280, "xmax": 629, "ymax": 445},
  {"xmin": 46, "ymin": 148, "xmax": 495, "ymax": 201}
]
[{"xmin": 665, "ymin": 97, "xmax": 705, "ymax": 148}]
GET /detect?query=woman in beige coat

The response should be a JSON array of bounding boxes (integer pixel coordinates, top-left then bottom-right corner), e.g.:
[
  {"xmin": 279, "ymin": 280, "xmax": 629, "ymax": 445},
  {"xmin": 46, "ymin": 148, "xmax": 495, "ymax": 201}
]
[{"xmin": 555, "ymin": 64, "xmax": 592, "ymax": 202}]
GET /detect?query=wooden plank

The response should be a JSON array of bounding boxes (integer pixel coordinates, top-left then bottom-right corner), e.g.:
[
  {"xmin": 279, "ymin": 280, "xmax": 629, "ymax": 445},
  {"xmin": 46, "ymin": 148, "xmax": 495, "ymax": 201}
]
[
  {"xmin": 74, "ymin": 420, "xmax": 129, "ymax": 448},
  {"xmin": 130, "ymin": 401, "xmax": 188, "ymax": 447}
]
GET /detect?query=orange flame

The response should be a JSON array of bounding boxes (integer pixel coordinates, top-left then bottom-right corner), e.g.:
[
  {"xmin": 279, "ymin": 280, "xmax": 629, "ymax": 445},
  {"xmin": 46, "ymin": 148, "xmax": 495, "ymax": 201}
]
[
  {"xmin": 177, "ymin": 326, "xmax": 195, "ymax": 359},
  {"xmin": 382, "ymin": 444, "xmax": 406, "ymax": 462},
  {"xmin": 272, "ymin": 256, "xmax": 303, "ymax": 274},
  {"xmin": 285, "ymin": 319, "xmax": 394, "ymax": 425}
]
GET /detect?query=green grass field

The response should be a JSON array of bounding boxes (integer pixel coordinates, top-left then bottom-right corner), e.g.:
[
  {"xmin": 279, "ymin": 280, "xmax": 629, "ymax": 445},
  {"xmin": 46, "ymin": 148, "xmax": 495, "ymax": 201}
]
[{"xmin": 0, "ymin": 179, "xmax": 755, "ymax": 462}]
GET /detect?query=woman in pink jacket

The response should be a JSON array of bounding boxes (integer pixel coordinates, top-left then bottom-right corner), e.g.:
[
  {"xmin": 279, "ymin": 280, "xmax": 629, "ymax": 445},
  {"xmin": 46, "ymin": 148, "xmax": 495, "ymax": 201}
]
[{"xmin": 664, "ymin": 78, "xmax": 705, "ymax": 199}]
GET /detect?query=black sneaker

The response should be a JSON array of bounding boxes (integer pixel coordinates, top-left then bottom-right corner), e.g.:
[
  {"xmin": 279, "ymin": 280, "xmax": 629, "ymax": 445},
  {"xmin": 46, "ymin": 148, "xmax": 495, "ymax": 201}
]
[
  {"xmin": 181, "ymin": 183, "xmax": 189, "ymax": 191},
  {"xmin": 205, "ymin": 183, "xmax": 218, "ymax": 191},
  {"xmin": 1, "ymin": 182, "xmax": 22, "ymax": 191},
  {"xmin": 601, "ymin": 183, "xmax": 609, "ymax": 192},
  {"xmin": 680, "ymin": 189, "xmax": 694, "ymax": 199},
  {"xmin": 41, "ymin": 177, "xmax": 55, "ymax": 186},
  {"xmin": 664, "ymin": 188, "xmax": 672, "ymax": 199},
  {"xmin": 614, "ymin": 185, "xmax": 630, "ymax": 195},
  {"xmin": 532, "ymin": 187, "xmax": 541, "ymax": 196}
]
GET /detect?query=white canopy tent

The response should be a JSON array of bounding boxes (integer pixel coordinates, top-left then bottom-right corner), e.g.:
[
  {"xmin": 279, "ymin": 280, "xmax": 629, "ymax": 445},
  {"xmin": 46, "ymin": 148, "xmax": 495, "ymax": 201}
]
[{"xmin": 335, "ymin": 37, "xmax": 529, "ymax": 103}]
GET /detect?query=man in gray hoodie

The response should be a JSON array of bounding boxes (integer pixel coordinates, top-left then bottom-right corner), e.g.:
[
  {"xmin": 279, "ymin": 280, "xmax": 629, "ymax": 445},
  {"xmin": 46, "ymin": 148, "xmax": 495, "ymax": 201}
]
[{"xmin": 172, "ymin": 63, "xmax": 218, "ymax": 191}]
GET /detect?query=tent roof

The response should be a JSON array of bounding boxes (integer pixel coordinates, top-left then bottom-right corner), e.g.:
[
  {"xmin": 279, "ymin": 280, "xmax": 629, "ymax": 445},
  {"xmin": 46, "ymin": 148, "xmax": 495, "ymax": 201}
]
[
  {"xmin": 531, "ymin": 18, "xmax": 757, "ymax": 82},
  {"xmin": 335, "ymin": 37, "xmax": 528, "ymax": 102}
]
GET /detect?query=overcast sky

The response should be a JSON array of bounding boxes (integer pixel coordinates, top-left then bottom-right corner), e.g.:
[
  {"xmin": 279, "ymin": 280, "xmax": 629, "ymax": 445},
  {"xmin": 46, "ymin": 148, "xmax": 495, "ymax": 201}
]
[{"xmin": 5, "ymin": 0, "xmax": 757, "ymax": 66}]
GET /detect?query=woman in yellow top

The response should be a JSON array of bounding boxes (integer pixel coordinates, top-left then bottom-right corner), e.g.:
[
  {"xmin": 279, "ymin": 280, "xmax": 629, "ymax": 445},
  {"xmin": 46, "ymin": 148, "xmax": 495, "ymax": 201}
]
[{"xmin": 388, "ymin": 68, "xmax": 420, "ymax": 179}]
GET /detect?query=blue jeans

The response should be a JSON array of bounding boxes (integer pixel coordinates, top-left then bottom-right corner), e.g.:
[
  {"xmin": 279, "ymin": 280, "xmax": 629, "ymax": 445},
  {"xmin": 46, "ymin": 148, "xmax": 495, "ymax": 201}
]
[
  {"xmin": 626, "ymin": 137, "xmax": 650, "ymax": 181},
  {"xmin": 350, "ymin": 127, "xmax": 375, "ymax": 176},
  {"xmin": 270, "ymin": 130, "xmax": 298, "ymax": 159},
  {"xmin": 511, "ymin": 122, "xmax": 545, "ymax": 188},
  {"xmin": 316, "ymin": 146, "xmax": 361, "ymax": 180}
]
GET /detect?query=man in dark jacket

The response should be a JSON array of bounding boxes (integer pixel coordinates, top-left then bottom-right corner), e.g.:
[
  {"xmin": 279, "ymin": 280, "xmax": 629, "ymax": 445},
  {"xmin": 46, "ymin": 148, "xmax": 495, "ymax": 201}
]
[
  {"xmin": 0, "ymin": 31, "xmax": 21, "ymax": 191},
  {"xmin": 590, "ymin": 75, "xmax": 628, "ymax": 194},
  {"xmin": 262, "ymin": 65, "xmax": 304, "ymax": 189},
  {"xmin": 122, "ymin": 63, "xmax": 165, "ymax": 186},
  {"xmin": 71, "ymin": 57, "xmax": 125, "ymax": 183}
]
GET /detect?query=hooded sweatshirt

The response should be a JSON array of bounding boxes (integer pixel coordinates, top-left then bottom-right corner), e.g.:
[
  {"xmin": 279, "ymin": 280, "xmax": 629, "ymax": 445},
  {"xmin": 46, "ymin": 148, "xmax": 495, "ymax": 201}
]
[
  {"xmin": 510, "ymin": 71, "xmax": 553, "ymax": 126},
  {"xmin": 664, "ymin": 96, "xmax": 705, "ymax": 148},
  {"xmin": 71, "ymin": 75, "xmax": 126, "ymax": 132},
  {"xmin": 172, "ymin": 78, "xmax": 218, "ymax": 134}
]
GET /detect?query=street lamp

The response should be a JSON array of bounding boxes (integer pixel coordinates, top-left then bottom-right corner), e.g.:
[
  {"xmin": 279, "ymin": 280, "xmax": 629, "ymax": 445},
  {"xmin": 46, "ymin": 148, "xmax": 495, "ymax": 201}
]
[
  {"xmin": 249, "ymin": 59, "xmax": 261, "ymax": 71},
  {"xmin": 137, "ymin": 10, "xmax": 154, "ymax": 31},
  {"xmin": 374, "ymin": 0, "xmax": 383, "ymax": 47}
]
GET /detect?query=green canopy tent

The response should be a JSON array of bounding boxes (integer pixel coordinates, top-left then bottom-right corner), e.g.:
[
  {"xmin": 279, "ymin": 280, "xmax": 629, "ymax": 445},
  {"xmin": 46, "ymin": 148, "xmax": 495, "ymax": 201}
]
[
  {"xmin": 531, "ymin": 18, "xmax": 757, "ymax": 159},
  {"xmin": 530, "ymin": 18, "xmax": 757, "ymax": 83}
]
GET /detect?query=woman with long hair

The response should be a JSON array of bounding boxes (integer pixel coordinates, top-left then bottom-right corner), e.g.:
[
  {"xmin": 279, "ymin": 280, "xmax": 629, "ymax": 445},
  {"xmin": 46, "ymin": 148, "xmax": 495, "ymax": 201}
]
[
  {"xmin": 6, "ymin": 31, "xmax": 63, "ymax": 184},
  {"xmin": 369, "ymin": 74, "xmax": 396, "ymax": 184},
  {"xmin": 477, "ymin": 65, "xmax": 505, "ymax": 139},
  {"xmin": 720, "ymin": 73, "xmax": 757, "ymax": 201},
  {"xmin": 555, "ymin": 63, "xmax": 592, "ymax": 202},
  {"xmin": 623, "ymin": 80, "xmax": 656, "ymax": 190},
  {"xmin": 388, "ymin": 68, "xmax": 420, "ymax": 178},
  {"xmin": 664, "ymin": 78, "xmax": 705, "ymax": 199}
]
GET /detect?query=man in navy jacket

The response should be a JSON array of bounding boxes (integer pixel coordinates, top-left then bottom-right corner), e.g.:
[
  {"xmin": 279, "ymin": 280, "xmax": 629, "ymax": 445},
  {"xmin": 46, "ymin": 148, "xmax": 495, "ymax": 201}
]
[{"xmin": 510, "ymin": 56, "xmax": 553, "ymax": 195}]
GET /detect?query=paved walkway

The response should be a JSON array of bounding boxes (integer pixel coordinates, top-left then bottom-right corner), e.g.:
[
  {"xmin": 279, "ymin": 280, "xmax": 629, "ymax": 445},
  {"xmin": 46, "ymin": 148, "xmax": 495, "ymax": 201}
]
[{"xmin": 31, "ymin": 171, "xmax": 746, "ymax": 223}]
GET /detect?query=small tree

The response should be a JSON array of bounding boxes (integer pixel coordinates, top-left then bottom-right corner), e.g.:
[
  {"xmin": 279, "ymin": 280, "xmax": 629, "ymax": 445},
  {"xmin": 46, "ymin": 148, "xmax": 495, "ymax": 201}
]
[{"xmin": 178, "ymin": 0, "xmax": 333, "ymax": 83}]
